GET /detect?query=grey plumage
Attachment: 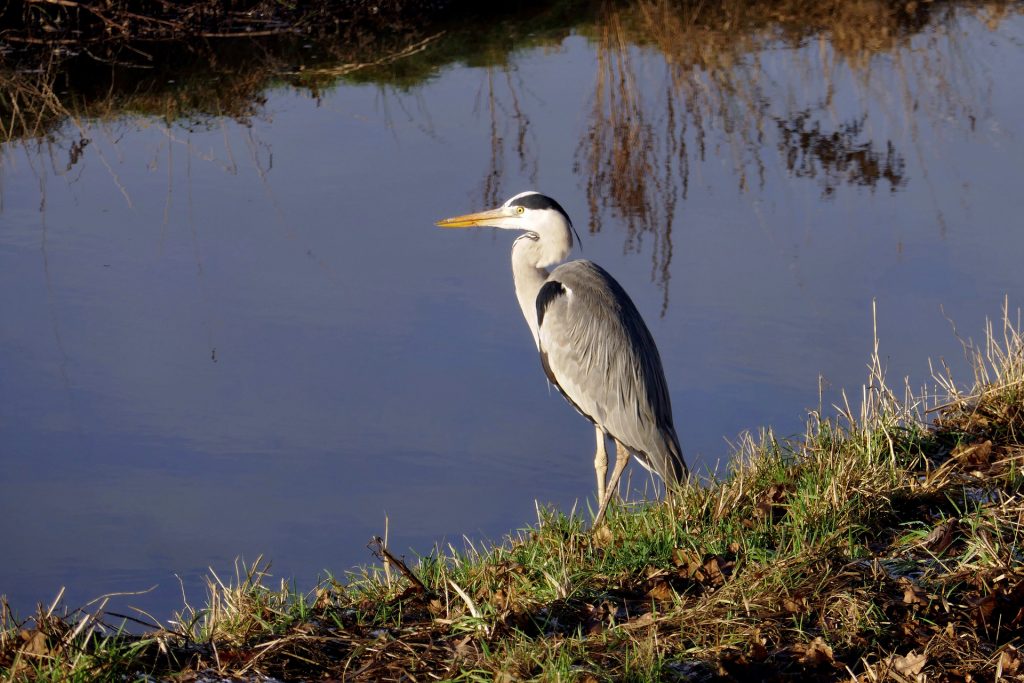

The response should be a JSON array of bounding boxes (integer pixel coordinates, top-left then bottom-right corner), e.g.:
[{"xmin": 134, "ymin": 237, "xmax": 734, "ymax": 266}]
[
  {"xmin": 436, "ymin": 190, "xmax": 688, "ymax": 521},
  {"xmin": 536, "ymin": 260, "xmax": 686, "ymax": 484}
]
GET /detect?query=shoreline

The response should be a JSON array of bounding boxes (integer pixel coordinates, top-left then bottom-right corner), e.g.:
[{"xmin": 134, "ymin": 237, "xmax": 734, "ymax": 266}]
[{"xmin": 3, "ymin": 308, "xmax": 1022, "ymax": 680}]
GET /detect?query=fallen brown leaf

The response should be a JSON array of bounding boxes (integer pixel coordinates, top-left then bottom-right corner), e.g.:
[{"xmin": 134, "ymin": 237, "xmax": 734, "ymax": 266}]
[
  {"xmin": 797, "ymin": 636, "xmax": 834, "ymax": 666},
  {"xmin": 494, "ymin": 670, "xmax": 521, "ymax": 683},
  {"xmin": 454, "ymin": 634, "xmax": 475, "ymax": 657},
  {"xmin": 672, "ymin": 547, "xmax": 702, "ymax": 575},
  {"xmin": 592, "ymin": 524, "xmax": 614, "ymax": 548},
  {"xmin": 953, "ymin": 440, "xmax": 993, "ymax": 469},
  {"xmin": 754, "ymin": 483, "xmax": 789, "ymax": 519},
  {"xmin": 782, "ymin": 596, "xmax": 805, "ymax": 614},
  {"xmin": 749, "ymin": 630, "xmax": 769, "ymax": 662},
  {"xmin": 620, "ymin": 611, "xmax": 657, "ymax": 630},
  {"xmin": 18, "ymin": 629, "xmax": 49, "ymax": 658},
  {"xmin": 891, "ymin": 650, "xmax": 927, "ymax": 677},
  {"xmin": 999, "ymin": 645, "xmax": 1021, "ymax": 677},
  {"xmin": 646, "ymin": 578, "xmax": 675, "ymax": 601},
  {"xmin": 701, "ymin": 556, "xmax": 726, "ymax": 589},
  {"xmin": 923, "ymin": 518, "xmax": 960, "ymax": 554},
  {"xmin": 900, "ymin": 579, "xmax": 930, "ymax": 607}
]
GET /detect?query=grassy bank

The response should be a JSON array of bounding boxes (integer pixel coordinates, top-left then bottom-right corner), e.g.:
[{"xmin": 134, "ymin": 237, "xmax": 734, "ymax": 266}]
[{"xmin": 2, "ymin": 305, "xmax": 1023, "ymax": 681}]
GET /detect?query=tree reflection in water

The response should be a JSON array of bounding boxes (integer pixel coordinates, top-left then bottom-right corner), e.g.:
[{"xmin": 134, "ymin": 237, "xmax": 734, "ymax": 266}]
[
  {"xmin": 3, "ymin": 0, "xmax": 1018, "ymax": 313},
  {"xmin": 565, "ymin": 0, "xmax": 1005, "ymax": 311}
]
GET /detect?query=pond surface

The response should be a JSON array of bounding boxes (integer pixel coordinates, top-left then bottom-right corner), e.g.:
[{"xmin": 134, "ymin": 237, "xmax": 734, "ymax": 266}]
[{"xmin": 1, "ymin": 2, "xmax": 1023, "ymax": 619}]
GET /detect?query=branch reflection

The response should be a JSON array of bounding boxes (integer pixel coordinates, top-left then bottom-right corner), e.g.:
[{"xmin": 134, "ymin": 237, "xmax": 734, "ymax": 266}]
[{"xmin": 572, "ymin": 0, "xmax": 1009, "ymax": 310}]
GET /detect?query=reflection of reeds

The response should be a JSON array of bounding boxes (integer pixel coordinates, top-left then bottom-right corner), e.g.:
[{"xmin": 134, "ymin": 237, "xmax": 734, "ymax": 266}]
[
  {"xmin": 577, "ymin": 11, "xmax": 679, "ymax": 313},
  {"xmin": 478, "ymin": 66, "xmax": 536, "ymax": 208},
  {"xmin": 776, "ymin": 113, "xmax": 907, "ymax": 197},
  {"xmin": 575, "ymin": 0, "xmax": 1018, "ymax": 309}
]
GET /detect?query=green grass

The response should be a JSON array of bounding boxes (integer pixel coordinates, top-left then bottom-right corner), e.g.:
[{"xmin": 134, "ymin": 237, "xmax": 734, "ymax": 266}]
[{"xmin": 3, "ymin": 304, "xmax": 1024, "ymax": 681}]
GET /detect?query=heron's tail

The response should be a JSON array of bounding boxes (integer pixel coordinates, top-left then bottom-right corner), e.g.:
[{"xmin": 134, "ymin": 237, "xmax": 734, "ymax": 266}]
[
  {"xmin": 626, "ymin": 425, "xmax": 688, "ymax": 485},
  {"xmin": 654, "ymin": 425, "xmax": 688, "ymax": 484}
]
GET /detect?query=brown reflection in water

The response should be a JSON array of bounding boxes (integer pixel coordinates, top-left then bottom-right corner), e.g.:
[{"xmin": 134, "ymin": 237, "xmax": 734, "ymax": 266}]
[
  {"xmin": 573, "ymin": 0, "xmax": 1014, "ymax": 309},
  {"xmin": 576, "ymin": 1, "xmax": 777, "ymax": 314},
  {"xmin": 478, "ymin": 67, "xmax": 537, "ymax": 208},
  {"xmin": 776, "ymin": 113, "xmax": 907, "ymax": 197},
  {"xmin": 575, "ymin": 11, "xmax": 683, "ymax": 314},
  {"xmin": 2, "ymin": 0, "xmax": 1018, "ymax": 297}
]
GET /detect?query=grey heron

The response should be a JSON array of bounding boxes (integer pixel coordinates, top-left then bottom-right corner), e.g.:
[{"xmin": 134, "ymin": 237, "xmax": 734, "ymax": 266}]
[{"xmin": 436, "ymin": 191, "xmax": 688, "ymax": 524}]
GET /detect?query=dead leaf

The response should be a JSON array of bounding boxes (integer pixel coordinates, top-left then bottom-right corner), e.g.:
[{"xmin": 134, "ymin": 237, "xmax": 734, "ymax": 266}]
[
  {"xmin": 453, "ymin": 634, "xmax": 475, "ymax": 657},
  {"xmin": 646, "ymin": 579, "xmax": 675, "ymax": 602},
  {"xmin": 748, "ymin": 630, "xmax": 769, "ymax": 662},
  {"xmin": 18, "ymin": 629, "xmax": 49, "ymax": 658},
  {"xmin": 620, "ymin": 611, "xmax": 657, "ymax": 630},
  {"xmin": 584, "ymin": 602, "xmax": 609, "ymax": 635},
  {"xmin": 314, "ymin": 586, "xmax": 335, "ymax": 610},
  {"xmin": 701, "ymin": 556, "xmax": 726, "ymax": 589},
  {"xmin": 923, "ymin": 518, "xmax": 959, "ymax": 554},
  {"xmin": 592, "ymin": 524, "xmax": 614, "ymax": 548},
  {"xmin": 754, "ymin": 483, "xmax": 789, "ymax": 519},
  {"xmin": 973, "ymin": 579, "xmax": 1024, "ymax": 628},
  {"xmin": 900, "ymin": 579, "xmax": 929, "ymax": 607},
  {"xmin": 672, "ymin": 547, "xmax": 702, "ymax": 574},
  {"xmin": 999, "ymin": 646, "xmax": 1021, "ymax": 677},
  {"xmin": 891, "ymin": 650, "xmax": 927, "ymax": 676},
  {"xmin": 798, "ymin": 637, "xmax": 834, "ymax": 666},
  {"xmin": 782, "ymin": 596, "xmax": 805, "ymax": 614},
  {"xmin": 973, "ymin": 592, "xmax": 998, "ymax": 625},
  {"xmin": 953, "ymin": 440, "xmax": 992, "ymax": 469}
]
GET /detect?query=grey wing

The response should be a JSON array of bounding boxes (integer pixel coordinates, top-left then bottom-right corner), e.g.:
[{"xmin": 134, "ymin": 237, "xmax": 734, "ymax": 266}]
[{"xmin": 536, "ymin": 260, "xmax": 687, "ymax": 483}]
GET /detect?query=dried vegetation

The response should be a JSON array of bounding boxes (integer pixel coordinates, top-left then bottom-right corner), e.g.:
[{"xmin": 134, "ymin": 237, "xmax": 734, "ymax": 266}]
[
  {"xmin": 2, "ymin": 304, "xmax": 1023, "ymax": 680},
  {"xmin": 2, "ymin": 0, "xmax": 1023, "ymax": 679}
]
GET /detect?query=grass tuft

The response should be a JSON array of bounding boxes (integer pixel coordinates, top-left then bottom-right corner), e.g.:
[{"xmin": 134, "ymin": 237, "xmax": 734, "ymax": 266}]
[{"xmin": 3, "ymin": 304, "xmax": 1024, "ymax": 680}]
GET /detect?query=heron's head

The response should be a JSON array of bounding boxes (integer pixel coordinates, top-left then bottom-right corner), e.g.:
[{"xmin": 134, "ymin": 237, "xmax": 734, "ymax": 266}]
[{"xmin": 436, "ymin": 191, "xmax": 580, "ymax": 253}]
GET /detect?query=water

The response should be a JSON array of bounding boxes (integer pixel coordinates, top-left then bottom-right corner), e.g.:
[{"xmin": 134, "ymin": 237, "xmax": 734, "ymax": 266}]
[{"xmin": 1, "ymin": 3, "xmax": 1023, "ymax": 619}]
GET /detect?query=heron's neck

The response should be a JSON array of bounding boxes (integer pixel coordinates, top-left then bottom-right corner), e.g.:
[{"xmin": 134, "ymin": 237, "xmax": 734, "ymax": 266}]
[{"xmin": 511, "ymin": 233, "xmax": 569, "ymax": 348}]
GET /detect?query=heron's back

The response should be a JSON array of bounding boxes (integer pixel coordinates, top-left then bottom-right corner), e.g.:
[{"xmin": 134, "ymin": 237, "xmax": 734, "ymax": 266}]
[{"xmin": 535, "ymin": 260, "xmax": 687, "ymax": 482}]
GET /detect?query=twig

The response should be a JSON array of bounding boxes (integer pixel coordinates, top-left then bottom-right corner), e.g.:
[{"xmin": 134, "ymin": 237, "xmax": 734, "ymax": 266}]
[
  {"xmin": 368, "ymin": 536, "xmax": 428, "ymax": 595},
  {"xmin": 290, "ymin": 31, "xmax": 444, "ymax": 77}
]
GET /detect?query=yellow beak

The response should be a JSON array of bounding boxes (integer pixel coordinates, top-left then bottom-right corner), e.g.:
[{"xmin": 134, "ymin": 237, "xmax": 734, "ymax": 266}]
[{"xmin": 435, "ymin": 206, "xmax": 515, "ymax": 228}]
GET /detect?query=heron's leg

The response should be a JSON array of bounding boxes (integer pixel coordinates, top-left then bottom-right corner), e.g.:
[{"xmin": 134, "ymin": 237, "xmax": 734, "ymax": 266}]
[
  {"xmin": 594, "ymin": 426, "xmax": 608, "ymax": 505},
  {"xmin": 594, "ymin": 439, "xmax": 631, "ymax": 526}
]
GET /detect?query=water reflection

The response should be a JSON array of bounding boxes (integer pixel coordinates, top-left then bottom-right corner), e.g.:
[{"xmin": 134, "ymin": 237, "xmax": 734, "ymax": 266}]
[
  {"xmin": 478, "ymin": 67, "xmax": 539, "ymax": 208},
  {"xmin": 775, "ymin": 114, "xmax": 907, "ymax": 197},
  {"xmin": 568, "ymin": 0, "xmax": 1014, "ymax": 307},
  {"xmin": 1, "ymin": 0, "xmax": 1022, "ymax": 620}
]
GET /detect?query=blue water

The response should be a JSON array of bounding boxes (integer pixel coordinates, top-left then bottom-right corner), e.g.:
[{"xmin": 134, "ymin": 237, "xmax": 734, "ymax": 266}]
[{"xmin": 2, "ymin": 8, "xmax": 1023, "ymax": 619}]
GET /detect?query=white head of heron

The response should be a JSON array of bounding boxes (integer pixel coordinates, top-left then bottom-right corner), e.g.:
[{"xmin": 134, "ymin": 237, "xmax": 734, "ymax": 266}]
[{"xmin": 435, "ymin": 191, "xmax": 581, "ymax": 268}]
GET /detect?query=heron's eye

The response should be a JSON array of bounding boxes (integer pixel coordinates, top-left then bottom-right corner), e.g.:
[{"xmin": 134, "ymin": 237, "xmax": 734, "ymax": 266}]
[{"xmin": 516, "ymin": 206, "xmax": 525, "ymax": 215}]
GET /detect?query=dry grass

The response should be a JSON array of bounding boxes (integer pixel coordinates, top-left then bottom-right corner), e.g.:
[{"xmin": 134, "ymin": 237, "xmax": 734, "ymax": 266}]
[{"xmin": 2, "ymin": 303, "xmax": 1023, "ymax": 681}]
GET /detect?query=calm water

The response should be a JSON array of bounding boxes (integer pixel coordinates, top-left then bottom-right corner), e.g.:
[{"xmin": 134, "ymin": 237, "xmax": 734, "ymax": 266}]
[{"xmin": 2, "ymin": 5, "xmax": 1023, "ymax": 618}]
